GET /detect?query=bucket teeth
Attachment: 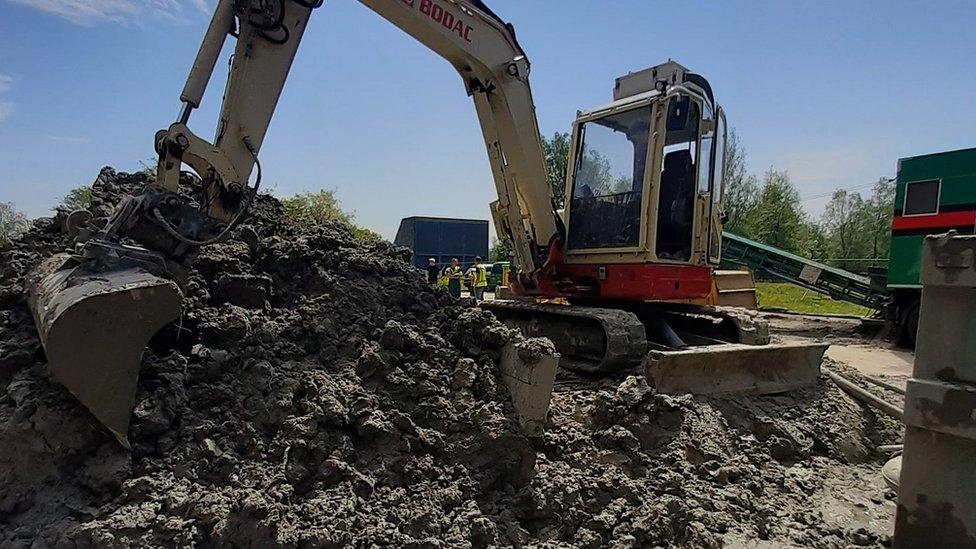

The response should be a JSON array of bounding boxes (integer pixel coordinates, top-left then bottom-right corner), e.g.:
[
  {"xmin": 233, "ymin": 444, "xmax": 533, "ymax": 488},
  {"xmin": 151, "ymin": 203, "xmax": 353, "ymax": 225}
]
[{"xmin": 27, "ymin": 254, "xmax": 182, "ymax": 447}]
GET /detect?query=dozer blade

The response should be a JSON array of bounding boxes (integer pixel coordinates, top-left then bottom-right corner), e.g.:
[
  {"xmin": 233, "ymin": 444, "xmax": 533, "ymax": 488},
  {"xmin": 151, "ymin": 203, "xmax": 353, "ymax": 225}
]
[
  {"xmin": 645, "ymin": 342, "xmax": 829, "ymax": 395},
  {"xmin": 27, "ymin": 253, "xmax": 182, "ymax": 446}
]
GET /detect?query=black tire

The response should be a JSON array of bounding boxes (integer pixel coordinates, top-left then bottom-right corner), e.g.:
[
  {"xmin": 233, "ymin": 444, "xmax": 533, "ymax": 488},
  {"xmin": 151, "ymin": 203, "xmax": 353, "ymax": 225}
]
[{"xmin": 899, "ymin": 300, "xmax": 920, "ymax": 349}]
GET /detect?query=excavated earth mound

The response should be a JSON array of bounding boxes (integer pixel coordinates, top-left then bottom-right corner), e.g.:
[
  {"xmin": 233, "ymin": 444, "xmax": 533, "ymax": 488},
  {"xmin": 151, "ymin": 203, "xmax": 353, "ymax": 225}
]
[{"xmin": 0, "ymin": 168, "xmax": 902, "ymax": 548}]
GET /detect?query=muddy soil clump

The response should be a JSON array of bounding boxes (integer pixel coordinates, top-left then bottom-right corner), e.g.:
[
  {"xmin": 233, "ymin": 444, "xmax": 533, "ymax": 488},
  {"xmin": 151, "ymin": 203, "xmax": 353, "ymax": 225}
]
[{"xmin": 1, "ymin": 169, "xmax": 901, "ymax": 547}]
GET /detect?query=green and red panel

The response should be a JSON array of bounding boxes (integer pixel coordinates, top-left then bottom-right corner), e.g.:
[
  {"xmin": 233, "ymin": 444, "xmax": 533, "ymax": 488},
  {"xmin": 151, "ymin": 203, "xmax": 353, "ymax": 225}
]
[{"xmin": 888, "ymin": 147, "xmax": 976, "ymax": 288}]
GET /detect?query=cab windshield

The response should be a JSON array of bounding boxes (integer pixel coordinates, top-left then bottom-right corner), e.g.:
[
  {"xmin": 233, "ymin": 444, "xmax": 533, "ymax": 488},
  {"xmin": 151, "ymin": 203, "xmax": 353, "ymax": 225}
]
[{"xmin": 567, "ymin": 106, "xmax": 651, "ymax": 250}]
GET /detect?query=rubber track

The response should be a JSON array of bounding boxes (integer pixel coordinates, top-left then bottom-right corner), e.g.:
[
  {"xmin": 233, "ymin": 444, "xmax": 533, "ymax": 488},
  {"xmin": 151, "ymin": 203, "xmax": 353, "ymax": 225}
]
[{"xmin": 482, "ymin": 301, "xmax": 648, "ymax": 375}]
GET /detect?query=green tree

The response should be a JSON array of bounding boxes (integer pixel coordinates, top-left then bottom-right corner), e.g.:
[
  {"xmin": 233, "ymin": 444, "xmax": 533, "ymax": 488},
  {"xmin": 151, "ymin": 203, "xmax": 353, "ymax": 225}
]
[
  {"xmin": 59, "ymin": 186, "xmax": 93, "ymax": 211},
  {"xmin": 488, "ymin": 237, "xmax": 511, "ymax": 262},
  {"xmin": 576, "ymin": 148, "xmax": 616, "ymax": 196},
  {"xmin": 747, "ymin": 169, "xmax": 807, "ymax": 253},
  {"xmin": 0, "ymin": 202, "xmax": 29, "ymax": 246},
  {"xmin": 800, "ymin": 221, "xmax": 830, "ymax": 260},
  {"xmin": 865, "ymin": 177, "xmax": 895, "ymax": 262},
  {"xmin": 721, "ymin": 129, "xmax": 760, "ymax": 237},
  {"xmin": 818, "ymin": 177, "xmax": 895, "ymax": 271},
  {"xmin": 281, "ymin": 189, "xmax": 382, "ymax": 243},
  {"xmin": 543, "ymin": 132, "xmax": 571, "ymax": 209},
  {"xmin": 821, "ymin": 189, "xmax": 871, "ymax": 270}
]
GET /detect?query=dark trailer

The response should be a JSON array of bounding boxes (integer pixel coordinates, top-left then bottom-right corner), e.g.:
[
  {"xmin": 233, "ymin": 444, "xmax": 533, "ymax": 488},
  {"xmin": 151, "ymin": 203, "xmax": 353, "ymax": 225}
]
[{"xmin": 394, "ymin": 216, "xmax": 489, "ymax": 269}]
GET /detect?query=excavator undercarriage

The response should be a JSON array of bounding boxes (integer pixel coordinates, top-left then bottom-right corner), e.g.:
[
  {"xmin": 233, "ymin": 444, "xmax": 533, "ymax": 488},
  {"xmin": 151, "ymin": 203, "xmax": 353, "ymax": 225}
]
[{"xmin": 483, "ymin": 300, "xmax": 827, "ymax": 395}]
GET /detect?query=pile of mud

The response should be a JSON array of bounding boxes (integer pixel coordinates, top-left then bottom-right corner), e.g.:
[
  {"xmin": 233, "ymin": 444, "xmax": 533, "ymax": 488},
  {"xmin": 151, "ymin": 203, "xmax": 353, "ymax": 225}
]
[{"xmin": 0, "ymin": 168, "xmax": 902, "ymax": 548}]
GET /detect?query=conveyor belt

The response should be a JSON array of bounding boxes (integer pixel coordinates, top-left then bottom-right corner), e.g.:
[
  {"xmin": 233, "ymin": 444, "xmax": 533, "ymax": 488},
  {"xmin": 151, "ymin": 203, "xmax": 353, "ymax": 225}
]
[{"xmin": 722, "ymin": 231, "xmax": 888, "ymax": 311}]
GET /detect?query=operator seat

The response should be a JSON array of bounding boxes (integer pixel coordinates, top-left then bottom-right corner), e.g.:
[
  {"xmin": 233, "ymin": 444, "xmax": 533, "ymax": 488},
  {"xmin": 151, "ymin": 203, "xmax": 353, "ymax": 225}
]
[{"xmin": 657, "ymin": 149, "xmax": 694, "ymax": 259}]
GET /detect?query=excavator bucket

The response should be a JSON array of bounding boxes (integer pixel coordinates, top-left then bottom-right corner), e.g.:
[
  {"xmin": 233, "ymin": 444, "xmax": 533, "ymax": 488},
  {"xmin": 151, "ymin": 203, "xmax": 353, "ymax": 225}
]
[
  {"xmin": 645, "ymin": 342, "xmax": 829, "ymax": 395},
  {"xmin": 27, "ymin": 253, "xmax": 182, "ymax": 446}
]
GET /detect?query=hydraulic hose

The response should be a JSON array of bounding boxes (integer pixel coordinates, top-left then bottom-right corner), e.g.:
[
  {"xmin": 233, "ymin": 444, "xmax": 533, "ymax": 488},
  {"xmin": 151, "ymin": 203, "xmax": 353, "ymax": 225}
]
[{"xmin": 153, "ymin": 138, "xmax": 263, "ymax": 248}]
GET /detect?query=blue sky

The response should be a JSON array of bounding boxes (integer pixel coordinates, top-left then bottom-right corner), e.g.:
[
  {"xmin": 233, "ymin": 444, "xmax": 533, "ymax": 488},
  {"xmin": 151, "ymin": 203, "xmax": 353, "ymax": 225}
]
[{"xmin": 1, "ymin": 0, "xmax": 974, "ymax": 239}]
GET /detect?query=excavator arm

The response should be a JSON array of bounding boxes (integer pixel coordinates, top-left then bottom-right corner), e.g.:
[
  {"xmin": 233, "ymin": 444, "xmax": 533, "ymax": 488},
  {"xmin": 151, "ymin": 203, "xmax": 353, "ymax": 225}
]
[
  {"xmin": 27, "ymin": 0, "xmax": 562, "ymax": 444},
  {"xmin": 155, "ymin": 0, "xmax": 559, "ymax": 275}
]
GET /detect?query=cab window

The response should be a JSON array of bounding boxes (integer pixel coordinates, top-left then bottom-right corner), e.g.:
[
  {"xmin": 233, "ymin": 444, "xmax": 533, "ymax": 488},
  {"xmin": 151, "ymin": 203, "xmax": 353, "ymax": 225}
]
[
  {"xmin": 656, "ymin": 95, "xmax": 700, "ymax": 261},
  {"xmin": 709, "ymin": 110, "xmax": 727, "ymax": 262},
  {"xmin": 567, "ymin": 106, "xmax": 652, "ymax": 250},
  {"xmin": 698, "ymin": 103, "xmax": 715, "ymax": 194},
  {"xmin": 712, "ymin": 111, "xmax": 726, "ymax": 205}
]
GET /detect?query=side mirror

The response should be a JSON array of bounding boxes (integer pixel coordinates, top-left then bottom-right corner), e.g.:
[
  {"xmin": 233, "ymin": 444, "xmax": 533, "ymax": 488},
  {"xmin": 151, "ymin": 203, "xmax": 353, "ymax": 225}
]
[{"xmin": 666, "ymin": 96, "xmax": 691, "ymax": 131}]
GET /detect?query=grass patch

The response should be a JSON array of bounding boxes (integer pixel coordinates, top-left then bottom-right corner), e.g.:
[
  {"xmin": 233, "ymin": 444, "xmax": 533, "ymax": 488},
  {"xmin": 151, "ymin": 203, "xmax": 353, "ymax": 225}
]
[{"xmin": 756, "ymin": 282, "xmax": 871, "ymax": 317}]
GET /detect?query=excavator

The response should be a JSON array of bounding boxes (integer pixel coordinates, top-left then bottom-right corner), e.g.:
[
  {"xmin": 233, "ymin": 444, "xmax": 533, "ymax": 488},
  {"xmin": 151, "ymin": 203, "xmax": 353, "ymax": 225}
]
[{"xmin": 27, "ymin": 0, "xmax": 827, "ymax": 444}]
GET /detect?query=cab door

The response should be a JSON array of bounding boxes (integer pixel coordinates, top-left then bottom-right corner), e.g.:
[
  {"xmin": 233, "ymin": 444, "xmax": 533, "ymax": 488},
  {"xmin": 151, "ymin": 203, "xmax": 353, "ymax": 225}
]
[
  {"xmin": 707, "ymin": 108, "xmax": 727, "ymax": 264},
  {"xmin": 694, "ymin": 102, "xmax": 715, "ymax": 264}
]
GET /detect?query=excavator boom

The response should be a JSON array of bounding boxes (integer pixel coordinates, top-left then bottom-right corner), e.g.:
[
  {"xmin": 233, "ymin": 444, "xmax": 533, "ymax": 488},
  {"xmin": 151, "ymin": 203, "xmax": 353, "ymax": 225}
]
[{"xmin": 160, "ymin": 0, "xmax": 559, "ymax": 274}]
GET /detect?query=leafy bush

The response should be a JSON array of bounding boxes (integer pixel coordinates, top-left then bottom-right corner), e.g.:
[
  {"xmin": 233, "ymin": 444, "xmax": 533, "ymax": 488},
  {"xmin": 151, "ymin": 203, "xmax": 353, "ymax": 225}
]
[
  {"xmin": 281, "ymin": 189, "xmax": 381, "ymax": 243},
  {"xmin": 59, "ymin": 186, "xmax": 93, "ymax": 211},
  {"xmin": 0, "ymin": 202, "xmax": 29, "ymax": 246}
]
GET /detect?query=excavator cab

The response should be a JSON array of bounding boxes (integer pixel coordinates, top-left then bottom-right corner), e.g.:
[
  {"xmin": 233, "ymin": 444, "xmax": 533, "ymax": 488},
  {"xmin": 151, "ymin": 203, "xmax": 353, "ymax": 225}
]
[{"xmin": 563, "ymin": 61, "xmax": 724, "ymax": 276}]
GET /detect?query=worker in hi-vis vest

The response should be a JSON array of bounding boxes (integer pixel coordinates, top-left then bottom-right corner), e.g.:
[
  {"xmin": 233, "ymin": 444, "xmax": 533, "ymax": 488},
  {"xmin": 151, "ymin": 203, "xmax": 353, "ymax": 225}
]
[
  {"xmin": 443, "ymin": 258, "xmax": 464, "ymax": 299},
  {"xmin": 466, "ymin": 256, "xmax": 489, "ymax": 301}
]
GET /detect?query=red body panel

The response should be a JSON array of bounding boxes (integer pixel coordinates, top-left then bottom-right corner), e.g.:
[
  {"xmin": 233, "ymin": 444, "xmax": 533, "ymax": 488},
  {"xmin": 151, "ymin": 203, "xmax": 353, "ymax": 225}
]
[
  {"xmin": 892, "ymin": 211, "xmax": 976, "ymax": 231},
  {"xmin": 516, "ymin": 262, "xmax": 713, "ymax": 302}
]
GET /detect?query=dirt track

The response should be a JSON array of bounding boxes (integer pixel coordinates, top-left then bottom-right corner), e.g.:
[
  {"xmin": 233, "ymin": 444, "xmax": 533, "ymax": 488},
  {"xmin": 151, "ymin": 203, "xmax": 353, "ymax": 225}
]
[
  {"xmin": 0, "ymin": 169, "xmax": 904, "ymax": 547},
  {"xmin": 763, "ymin": 311, "xmax": 914, "ymax": 380}
]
